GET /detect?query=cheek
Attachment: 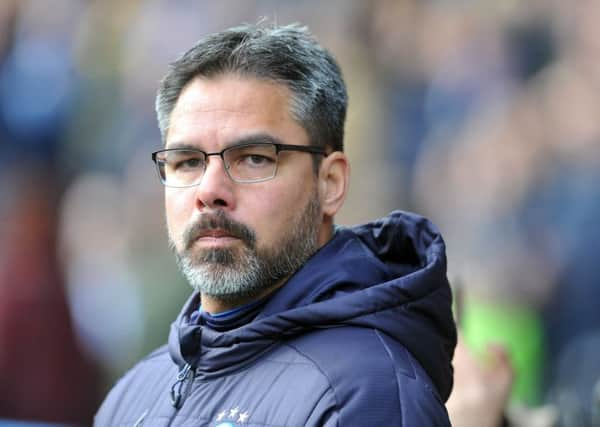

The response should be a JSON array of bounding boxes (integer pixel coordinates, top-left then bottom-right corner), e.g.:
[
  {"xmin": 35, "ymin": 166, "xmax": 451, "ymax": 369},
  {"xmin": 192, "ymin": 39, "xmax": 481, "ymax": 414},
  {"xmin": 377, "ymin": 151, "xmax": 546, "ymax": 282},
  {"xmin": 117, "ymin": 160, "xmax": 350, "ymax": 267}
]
[
  {"xmin": 249, "ymin": 180, "xmax": 315, "ymax": 244},
  {"xmin": 165, "ymin": 189, "xmax": 195, "ymax": 240}
]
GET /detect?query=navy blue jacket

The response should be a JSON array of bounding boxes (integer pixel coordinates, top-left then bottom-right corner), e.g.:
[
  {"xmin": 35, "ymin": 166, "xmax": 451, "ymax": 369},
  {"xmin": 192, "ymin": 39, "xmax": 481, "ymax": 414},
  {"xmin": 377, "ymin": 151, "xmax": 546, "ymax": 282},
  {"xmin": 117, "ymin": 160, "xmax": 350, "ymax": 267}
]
[{"xmin": 95, "ymin": 211, "xmax": 456, "ymax": 426}]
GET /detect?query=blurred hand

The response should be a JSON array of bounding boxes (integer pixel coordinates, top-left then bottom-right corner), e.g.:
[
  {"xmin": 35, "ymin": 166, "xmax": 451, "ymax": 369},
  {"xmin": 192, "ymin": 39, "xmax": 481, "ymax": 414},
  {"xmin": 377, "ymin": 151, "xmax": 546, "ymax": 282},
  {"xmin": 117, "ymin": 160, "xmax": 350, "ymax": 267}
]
[{"xmin": 447, "ymin": 335, "xmax": 514, "ymax": 427}]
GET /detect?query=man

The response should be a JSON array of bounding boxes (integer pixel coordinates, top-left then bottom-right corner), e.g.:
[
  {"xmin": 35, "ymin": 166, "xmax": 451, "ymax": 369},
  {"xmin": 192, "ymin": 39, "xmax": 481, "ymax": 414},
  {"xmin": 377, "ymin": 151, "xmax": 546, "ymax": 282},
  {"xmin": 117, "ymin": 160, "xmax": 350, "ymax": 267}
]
[{"xmin": 96, "ymin": 23, "xmax": 456, "ymax": 426}]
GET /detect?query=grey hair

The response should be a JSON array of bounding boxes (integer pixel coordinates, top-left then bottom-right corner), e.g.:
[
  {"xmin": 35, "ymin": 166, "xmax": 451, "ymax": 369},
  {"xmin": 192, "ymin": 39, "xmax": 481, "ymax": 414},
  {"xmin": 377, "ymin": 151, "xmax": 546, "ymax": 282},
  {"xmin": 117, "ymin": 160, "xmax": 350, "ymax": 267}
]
[{"xmin": 155, "ymin": 23, "xmax": 347, "ymax": 153}]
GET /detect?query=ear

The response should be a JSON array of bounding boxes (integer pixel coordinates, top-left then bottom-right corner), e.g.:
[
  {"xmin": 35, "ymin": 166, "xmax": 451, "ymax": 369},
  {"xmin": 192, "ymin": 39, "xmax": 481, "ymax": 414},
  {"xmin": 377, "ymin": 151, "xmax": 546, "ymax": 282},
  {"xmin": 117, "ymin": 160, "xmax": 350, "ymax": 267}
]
[{"xmin": 318, "ymin": 151, "xmax": 350, "ymax": 218}]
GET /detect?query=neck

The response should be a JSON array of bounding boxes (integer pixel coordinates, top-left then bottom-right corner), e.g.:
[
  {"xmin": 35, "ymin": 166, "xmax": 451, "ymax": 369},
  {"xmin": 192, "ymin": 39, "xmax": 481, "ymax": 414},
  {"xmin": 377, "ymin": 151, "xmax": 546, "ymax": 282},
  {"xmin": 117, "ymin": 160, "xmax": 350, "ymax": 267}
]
[{"xmin": 318, "ymin": 217, "xmax": 335, "ymax": 247}]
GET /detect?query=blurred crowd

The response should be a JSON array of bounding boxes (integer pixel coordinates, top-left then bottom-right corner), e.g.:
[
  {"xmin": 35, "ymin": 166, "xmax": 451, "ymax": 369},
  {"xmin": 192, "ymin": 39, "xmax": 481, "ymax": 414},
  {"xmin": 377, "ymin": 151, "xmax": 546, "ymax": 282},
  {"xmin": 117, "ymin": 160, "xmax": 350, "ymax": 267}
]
[{"xmin": 1, "ymin": 0, "xmax": 599, "ymax": 425}]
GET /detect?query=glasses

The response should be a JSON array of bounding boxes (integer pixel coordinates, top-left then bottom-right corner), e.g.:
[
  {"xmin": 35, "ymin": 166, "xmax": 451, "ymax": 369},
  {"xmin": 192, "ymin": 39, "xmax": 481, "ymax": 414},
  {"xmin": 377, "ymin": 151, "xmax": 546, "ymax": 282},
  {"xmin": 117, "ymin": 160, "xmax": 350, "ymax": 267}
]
[{"xmin": 152, "ymin": 142, "xmax": 327, "ymax": 187}]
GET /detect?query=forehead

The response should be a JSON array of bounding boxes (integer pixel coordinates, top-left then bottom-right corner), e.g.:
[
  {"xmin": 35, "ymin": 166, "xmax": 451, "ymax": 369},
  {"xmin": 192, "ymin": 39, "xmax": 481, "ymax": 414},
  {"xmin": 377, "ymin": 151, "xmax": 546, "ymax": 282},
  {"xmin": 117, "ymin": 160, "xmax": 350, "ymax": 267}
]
[{"xmin": 166, "ymin": 74, "xmax": 304, "ymax": 147}]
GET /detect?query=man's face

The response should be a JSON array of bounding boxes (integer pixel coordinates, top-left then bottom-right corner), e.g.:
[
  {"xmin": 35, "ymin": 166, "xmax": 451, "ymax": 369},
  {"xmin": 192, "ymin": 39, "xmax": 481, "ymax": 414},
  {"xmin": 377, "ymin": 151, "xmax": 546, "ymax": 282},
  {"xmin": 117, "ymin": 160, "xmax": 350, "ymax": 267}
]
[{"xmin": 165, "ymin": 74, "xmax": 323, "ymax": 309}]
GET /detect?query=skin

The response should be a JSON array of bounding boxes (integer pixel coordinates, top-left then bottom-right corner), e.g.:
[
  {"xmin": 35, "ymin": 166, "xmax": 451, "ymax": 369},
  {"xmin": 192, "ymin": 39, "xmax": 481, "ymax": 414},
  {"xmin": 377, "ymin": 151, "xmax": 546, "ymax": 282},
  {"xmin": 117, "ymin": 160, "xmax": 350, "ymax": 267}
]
[
  {"xmin": 447, "ymin": 334, "xmax": 514, "ymax": 427},
  {"xmin": 165, "ymin": 74, "xmax": 349, "ymax": 313}
]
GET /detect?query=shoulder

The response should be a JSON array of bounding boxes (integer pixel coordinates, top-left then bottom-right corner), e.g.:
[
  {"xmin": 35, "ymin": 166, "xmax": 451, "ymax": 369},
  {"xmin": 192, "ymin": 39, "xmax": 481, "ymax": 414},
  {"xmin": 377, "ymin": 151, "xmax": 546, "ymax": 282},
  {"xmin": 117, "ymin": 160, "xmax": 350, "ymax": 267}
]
[
  {"xmin": 95, "ymin": 345, "xmax": 176, "ymax": 426},
  {"xmin": 284, "ymin": 326, "xmax": 451, "ymax": 426}
]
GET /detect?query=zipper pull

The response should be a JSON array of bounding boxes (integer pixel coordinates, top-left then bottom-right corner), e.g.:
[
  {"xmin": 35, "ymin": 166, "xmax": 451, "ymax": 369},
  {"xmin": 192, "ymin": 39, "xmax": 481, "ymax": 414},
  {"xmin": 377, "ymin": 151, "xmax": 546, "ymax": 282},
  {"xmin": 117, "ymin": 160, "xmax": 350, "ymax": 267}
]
[{"xmin": 170, "ymin": 363, "xmax": 194, "ymax": 409}]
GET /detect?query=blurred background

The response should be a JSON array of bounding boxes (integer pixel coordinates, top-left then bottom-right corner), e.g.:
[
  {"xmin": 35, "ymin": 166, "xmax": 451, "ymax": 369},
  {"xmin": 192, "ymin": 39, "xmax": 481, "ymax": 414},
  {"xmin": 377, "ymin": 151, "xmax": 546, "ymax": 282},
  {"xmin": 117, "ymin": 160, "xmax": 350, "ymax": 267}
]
[{"xmin": 1, "ymin": 0, "xmax": 599, "ymax": 426}]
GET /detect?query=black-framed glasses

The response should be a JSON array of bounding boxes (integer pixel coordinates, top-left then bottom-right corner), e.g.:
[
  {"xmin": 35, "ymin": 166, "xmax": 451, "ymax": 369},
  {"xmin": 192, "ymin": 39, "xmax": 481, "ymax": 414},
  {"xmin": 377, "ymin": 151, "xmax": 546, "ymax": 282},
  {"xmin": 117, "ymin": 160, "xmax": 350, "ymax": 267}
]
[{"xmin": 151, "ymin": 142, "xmax": 327, "ymax": 187}]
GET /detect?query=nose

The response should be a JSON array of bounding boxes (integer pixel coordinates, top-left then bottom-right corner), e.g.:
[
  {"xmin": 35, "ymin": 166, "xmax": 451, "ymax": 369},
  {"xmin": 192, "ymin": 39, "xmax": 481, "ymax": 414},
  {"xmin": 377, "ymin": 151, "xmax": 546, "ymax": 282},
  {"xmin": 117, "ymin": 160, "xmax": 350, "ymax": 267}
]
[{"xmin": 193, "ymin": 155, "xmax": 235, "ymax": 210}]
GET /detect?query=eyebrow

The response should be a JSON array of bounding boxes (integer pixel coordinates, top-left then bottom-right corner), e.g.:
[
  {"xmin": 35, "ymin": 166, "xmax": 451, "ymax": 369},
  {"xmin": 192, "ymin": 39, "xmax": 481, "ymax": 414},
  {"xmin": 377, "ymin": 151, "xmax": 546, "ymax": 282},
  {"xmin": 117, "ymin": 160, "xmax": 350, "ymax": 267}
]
[{"xmin": 166, "ymin": 133, "xmax": 286, "ymax": 152}]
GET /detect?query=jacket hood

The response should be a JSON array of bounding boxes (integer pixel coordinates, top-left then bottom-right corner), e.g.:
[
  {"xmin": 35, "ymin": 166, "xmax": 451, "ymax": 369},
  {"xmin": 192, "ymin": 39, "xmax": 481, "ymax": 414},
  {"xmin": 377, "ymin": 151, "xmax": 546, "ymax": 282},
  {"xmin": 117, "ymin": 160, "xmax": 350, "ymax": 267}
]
[{"xmin": 168, "ymin": 210, "xmax": 457, "ymax": 401}]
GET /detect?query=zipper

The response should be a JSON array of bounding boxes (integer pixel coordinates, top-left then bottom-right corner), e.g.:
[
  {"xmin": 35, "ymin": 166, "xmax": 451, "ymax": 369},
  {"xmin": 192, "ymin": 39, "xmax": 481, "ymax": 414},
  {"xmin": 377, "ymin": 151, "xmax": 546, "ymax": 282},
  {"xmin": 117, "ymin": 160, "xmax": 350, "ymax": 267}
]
[{"xmin": 170, "ymin": 363, "xmax": 195, "ymax": 409}]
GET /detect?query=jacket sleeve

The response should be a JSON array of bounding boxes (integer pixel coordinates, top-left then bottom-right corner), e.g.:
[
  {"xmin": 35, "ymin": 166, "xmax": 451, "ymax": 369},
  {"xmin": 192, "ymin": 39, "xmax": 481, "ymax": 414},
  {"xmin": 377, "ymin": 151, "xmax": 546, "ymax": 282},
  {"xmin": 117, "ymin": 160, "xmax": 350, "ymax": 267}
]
[
  {"xmin": 377, "ymin": 330, "xmax": 452, "ymax": 426},
  {"xmin": 303, "ymin": 388, "xmax": 339, "ymax": 427},
  {"xmin": 303, "ymin": 379, "xmax": 450, "ymax": 427},
  {"xmin": 290, "ymin": 327, "xmax": 451, "ymax": 426}
]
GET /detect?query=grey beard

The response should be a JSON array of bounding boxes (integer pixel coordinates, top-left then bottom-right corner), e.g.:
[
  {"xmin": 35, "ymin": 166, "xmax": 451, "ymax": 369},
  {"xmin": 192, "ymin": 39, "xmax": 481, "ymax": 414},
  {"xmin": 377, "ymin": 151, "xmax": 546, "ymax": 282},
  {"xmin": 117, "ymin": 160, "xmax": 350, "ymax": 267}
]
[{"xmin": 170, "ymin": 192, "xmax": 321, "ymax": 304}]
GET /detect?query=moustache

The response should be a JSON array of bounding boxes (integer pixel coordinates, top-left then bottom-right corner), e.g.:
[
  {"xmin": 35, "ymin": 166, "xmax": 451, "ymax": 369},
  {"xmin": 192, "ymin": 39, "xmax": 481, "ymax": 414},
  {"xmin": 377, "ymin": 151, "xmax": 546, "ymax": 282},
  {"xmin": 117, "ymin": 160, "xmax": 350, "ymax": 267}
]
[{"xmin": 182, "ymin": 211, "xmax": 256, "ymax": 251}]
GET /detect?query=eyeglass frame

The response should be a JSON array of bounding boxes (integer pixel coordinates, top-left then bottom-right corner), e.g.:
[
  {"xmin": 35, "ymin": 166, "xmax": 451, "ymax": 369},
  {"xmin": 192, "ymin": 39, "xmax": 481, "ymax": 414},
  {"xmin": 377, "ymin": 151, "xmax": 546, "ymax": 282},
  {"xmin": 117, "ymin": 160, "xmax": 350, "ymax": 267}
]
[{"xmin": 151, "ymin": 141, "xmax": 328, "ymax": 187}]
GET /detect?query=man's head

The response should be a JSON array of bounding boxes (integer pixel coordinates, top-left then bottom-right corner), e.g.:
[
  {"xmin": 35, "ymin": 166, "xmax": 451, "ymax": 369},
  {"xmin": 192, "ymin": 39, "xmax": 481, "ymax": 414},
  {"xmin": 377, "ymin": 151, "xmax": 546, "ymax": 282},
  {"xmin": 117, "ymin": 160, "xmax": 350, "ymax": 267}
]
[
  {"xmin": 154, "ymin": 24, "xmax": 349, "ymax": 312},
  {"xmin": 156, "ymin": 23, "xmax": 347, "ymax": 154}
]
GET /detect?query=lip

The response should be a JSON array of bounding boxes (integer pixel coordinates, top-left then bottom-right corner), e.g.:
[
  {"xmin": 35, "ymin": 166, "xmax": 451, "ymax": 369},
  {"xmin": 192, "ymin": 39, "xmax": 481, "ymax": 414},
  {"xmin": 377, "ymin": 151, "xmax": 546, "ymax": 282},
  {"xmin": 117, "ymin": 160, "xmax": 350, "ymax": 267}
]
[
  {"xmin": 198, "ymin": 229, "xmax": 234, "ymax": 239},
  {"xmin": 193, "ymin": 229, "xmax": 240, "ymax": 246}
]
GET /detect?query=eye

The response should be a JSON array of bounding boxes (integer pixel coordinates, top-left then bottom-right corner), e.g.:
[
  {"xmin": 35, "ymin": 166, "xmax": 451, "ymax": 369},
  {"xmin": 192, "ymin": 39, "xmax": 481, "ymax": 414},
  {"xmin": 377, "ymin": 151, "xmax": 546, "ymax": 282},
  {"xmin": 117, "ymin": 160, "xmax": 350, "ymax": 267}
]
[
  {"xmin": 175, "ymin": 157, "xmax": 202, "ymax": 170},
  {"xmin": 240, "ymin": 153, "xmax": 273, "ymax": 167},
  {"xmin": 165, "ymin": 151, "xmax": 204, "ymax": 172},
  {"xmin": 227, "ymin": 144, "xmax": 277, "ymax": 169}
]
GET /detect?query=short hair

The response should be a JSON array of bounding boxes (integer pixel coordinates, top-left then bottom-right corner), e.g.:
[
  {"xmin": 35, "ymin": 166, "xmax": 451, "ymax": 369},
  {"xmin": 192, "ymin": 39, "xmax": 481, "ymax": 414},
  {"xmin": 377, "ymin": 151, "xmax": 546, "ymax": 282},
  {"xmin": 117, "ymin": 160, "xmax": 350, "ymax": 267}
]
[{"xmin": 156, "ymin": 23, "xmax": 347, "ymax": 153}]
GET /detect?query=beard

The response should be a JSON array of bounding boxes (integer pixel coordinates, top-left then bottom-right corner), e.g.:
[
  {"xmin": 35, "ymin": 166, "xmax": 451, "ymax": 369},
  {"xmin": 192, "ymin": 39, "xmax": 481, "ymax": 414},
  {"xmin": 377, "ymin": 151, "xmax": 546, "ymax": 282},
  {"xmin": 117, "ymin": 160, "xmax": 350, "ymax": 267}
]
[{"xmin": 169, "ymin": 191, "xmax": 321, "ymax": 305}]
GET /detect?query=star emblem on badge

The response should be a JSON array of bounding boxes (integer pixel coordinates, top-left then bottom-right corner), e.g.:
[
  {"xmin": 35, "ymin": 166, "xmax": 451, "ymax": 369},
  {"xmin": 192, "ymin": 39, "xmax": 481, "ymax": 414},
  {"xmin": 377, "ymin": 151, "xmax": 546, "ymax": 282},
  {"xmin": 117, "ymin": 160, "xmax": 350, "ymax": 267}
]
[
  {"xmin": 215, "ymin": 407, "xmax": 250, "ymax": 425},
  {"xmin": 238, "ymin": 412, "xmax": 249, "ymax": 423}
]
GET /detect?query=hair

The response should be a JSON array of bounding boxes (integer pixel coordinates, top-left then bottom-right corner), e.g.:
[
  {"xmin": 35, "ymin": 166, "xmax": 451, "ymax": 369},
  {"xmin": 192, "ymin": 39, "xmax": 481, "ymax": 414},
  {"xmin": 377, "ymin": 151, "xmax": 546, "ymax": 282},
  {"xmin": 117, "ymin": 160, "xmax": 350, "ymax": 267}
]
[{"xmin": 155, "ymin": 23, "xmax": 347, "ymax": 153}]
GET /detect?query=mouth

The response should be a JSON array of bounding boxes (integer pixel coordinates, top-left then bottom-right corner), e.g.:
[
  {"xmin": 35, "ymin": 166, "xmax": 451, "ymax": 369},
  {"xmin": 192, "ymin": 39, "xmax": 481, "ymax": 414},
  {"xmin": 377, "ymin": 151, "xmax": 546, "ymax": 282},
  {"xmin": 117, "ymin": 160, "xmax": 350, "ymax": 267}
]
[
  {"xmin": 182, "ymin": 212, "xmax": 256, "ymax": 251},
  {"xmin": 193, "ymin": 229, "xmax": 241, "ymax": 246}
]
